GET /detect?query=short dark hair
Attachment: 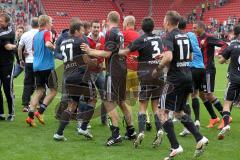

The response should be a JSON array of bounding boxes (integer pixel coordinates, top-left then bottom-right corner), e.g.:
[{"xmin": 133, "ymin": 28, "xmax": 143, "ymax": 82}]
[
  {"xmin": 234, "ymin": 25, "xmax": 240, "ymax": 37},
  {"xmin": 91, "ymin": 20, "xmax": 100, "ymax": 26},
  {"xmin": 178, "ymin": 17, "xmax": 187, "ymax": 30},
  {"xmin": 31, "ymin": 17, "xmax": 39, "ymax": 28},
  {"xmin": 70, "ymin": 22, "xmax": 83, "ymax": 35},
  {"xmin": 83, "ymin": 21, "xmax": 91, "ymax": 29},
  {"xmin": 165, "ymin": 11, "xmax": 181, "ymax": 26},
  {"xmin": 141, "ymin": 17, "xmax": 154, "ymax": 33},
  {"xmin": 0, "ymin": 13, "xmax": 10, "ymax": 23},
  {"xmin": 195, "ymin": 21, "xmax": 206, "ymax": 30}
]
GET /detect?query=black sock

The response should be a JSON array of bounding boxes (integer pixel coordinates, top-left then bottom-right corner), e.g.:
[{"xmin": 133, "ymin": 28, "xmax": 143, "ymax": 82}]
[
  {"xmin": 162, "ymin": 119, "xmax": 179, "ymax": 149},
  {"xmin": 212, "ymin": 99, "xmax": 223, "ymax": 116},
  {"xmin": 154, "ymin": 113, "xmax": 162, "ymax": 131},
  {"xmin": 138, "ymin": 113, "xmax": 146, "ymax": 133},
  {"xmin": 28, "ymin": 109, "xmax": 34, "ymax": 119},
  {"xmin": 110, "ymin": 125, "xmax": 120, "ymax": 138},
  {"xmin": 192, "ymin": 98, "xmax": 200, "ymax": 121},
  {"xmin": 126, "ymin": 125, "xmax": 135, "ymax": 135},
  {"xmin": 183, "ymin": 103, "xmax": 191, "ymax": 117},
  {"xmin": 38, "ymin": 103, "xmax": 47, "ymax": 114},
  {"xmin": 180, "ymin": 114, "xmax": 203, "ymax": 142},
  {"xmin": 80, "ymin": 104, "xmax": 94, "ymax": 130},
  {"xmin": 222, "ymin": 111, "xmax": 231, "ymax": 127},
  {"xmin": 56, "ymin": 109, "xmax": 71, "ymax": 135},
  {"xmin": 204, "ymin": 101, "xmax": 217, "ymax": 119}
]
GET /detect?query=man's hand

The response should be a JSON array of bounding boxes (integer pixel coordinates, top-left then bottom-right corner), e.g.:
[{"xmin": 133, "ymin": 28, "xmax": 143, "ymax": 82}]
[
  {"xmin": 96, "ymin": 43, "xmax": 102, "ymax": 50},
  {"xmin": 19, "ymin": 60, "xmax": 25, "ymax": 68},
  {"xmin": 80, "ymin": 43, "xmax": 90, "ymax": 54}
]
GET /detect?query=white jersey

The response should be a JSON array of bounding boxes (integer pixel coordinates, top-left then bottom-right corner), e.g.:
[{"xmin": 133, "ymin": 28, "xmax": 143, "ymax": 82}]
[{"xmin": 19, "ymin": 28, "xmax": 39, "ymax": 63}]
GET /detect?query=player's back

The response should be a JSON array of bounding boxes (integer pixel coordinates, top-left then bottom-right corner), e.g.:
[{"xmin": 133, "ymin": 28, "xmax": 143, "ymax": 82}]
[
  {"xmin": 60, "ymin": 35, "xmax": 89, "ymax": 80},
  {"xmin": 165, "ymin": 28, "xmax": 192, "ymax": 84},
  {"xmin": 224, "ymin": 40, "xmax": 240, "ymax": 84}
]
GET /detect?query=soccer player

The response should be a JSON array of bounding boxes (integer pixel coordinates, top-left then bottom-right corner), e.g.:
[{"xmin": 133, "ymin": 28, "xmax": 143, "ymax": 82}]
[
  {"xmin": 54, "ymin": 21, "xmax": 96, "ymax": 140},
  {"xmin": 193, "ymin": 21, "xmax": 229, "ymax": 129},
  {"xmin": 152, "ymin": 11, "xmax": 208, "ymax": 159},
  {"xmin": 178, "ymin": 17, "xmax": 204, "ymax": 136},
  {"xmin": 217, "ymin": 25, "xmax": 240, "ymax": 140},
  {"xmin": 54, "ymin": 17, "xmax": 82, "ymax": 120},
  {"xmin": 119, "ymin": 17, "xmax": 164, "ymax": 148},
  {"xmin": 86, "ymin": 19, "xmax": 107, "ymax": 125},
  {"xmin": 0, "ymin": 13, "xmax": 16, "ymax": 121},
  {"xmin": 26, "ymin": 15, "xmax": 57, "ymax": 127},
  {"xmin": 81, "ymin": 11, "xmax": 136, "ymax": 146},
  {"xmin": 18, "ymin": 17, "xmax": 39, "ymax": 112},
  {"xmin": 123, "ymin": 16, "xmax": 152, "ymax": 132}
]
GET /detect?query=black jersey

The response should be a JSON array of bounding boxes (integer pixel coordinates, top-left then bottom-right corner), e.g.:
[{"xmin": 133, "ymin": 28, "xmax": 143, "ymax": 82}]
[
  {"xmin": 128, "ymin": 33, "xmax": 164, "ymax": 81},
  {"xmin": 104, "ymin": 27, "xmax": 126, "ymax": 76},
  {"xmin": 222, "ymin": 40, "xmax": 240, "ymax": 84},
  {"xmin": 163, "ymin": 28, "xmax": 192, "ymax": 84},
  {"xmin": 60, "ymin": 35, "xmax": 90, "ymax": 81},
  {"xmin": 0, "ymin": 28, "xmax": 15, "ymax": 66}
]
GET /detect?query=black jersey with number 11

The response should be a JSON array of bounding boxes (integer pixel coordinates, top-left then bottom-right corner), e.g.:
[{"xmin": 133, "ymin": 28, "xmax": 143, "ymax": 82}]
[{"xmin": 163, "ymin": 28, "xmax": 192, "ymax": 84}]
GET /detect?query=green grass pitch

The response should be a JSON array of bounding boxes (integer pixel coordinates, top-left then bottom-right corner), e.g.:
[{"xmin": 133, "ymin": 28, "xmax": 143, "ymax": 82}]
[{"xmin": 0, "ymin": 60, "xmax": 240, "ymax": 160}]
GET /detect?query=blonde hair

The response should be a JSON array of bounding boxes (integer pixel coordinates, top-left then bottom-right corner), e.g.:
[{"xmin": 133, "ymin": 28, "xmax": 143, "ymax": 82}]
[
  {"xmin": 38, "ymin": 15, "xmax": 52, "ymax": 27},
  {"xmin": 123, "ymin": 15, "xmax": 136, "ymax": 27},
  {"xmin": 107, "ymin": 11, "xmax": 120, "ymax": 24}
]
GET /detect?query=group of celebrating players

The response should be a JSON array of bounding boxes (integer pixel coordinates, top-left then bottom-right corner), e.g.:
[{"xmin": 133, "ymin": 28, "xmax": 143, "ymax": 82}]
[{"xmin": 1, "ymin": 8, "xmax": 239, "ymax": 160}]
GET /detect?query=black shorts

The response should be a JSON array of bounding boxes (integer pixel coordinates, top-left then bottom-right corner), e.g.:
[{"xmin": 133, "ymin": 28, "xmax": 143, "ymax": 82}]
[
  {"xmin": 224, "ymin": 82, "xmax": 240, "ymax": 102},
  {"xmin": 65, "ymin": 75, "xmax": 96, "ymax": 103},
  {"xmin": 139, "ymin": 79, "xmax": 164, "ymax": 101},
  {"xmin": 203, "ymin": 69, "xmax": 216, "ymax": 93},
  {"xmin": 34, "ymin": 69, "xmax": 58, "ymax": 89},
  {"xmin": 191, "ymin": 68, "xmax": 205, "ymax": 92},
  {"xmin": 104, "ymin": 74, "xmax": 126, "ymax": 102},
  {"xmin": 160, "ymin": 83, "xmax": 192, "ymax": 112}
]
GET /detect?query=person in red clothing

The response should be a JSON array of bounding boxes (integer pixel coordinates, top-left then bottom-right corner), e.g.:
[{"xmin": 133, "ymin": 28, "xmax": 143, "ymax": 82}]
[
  {"xmin": 122, "ymin": 15, "xmax": 139, "ymax": 103},
  {"xmin": 87, "ymin": 20, "xmax": 107, "ymax": 125}
]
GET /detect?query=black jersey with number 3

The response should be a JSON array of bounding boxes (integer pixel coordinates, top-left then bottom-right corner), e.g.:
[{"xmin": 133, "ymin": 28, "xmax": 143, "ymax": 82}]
[
  {"xmin": 163, "ymin": 28, "xmax": 192, "ymax": 84},
  {"xmin": 60, "ymin": 35, "xmax": 90, "ymax": 80},
  {"xmin": 128, "ymin": 33, "xmax": 164, "ymax": 81},
  {"xmin": 222, "ymin": 40, "xmax": 240, "ymax": 84}
]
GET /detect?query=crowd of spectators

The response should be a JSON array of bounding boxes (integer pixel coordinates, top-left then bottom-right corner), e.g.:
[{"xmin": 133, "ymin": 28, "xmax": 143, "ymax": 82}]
[
  {"xmin": 1, "ymin": 0, "xmax": 40, "ymax": 28},
  {"xmin": 187, "ymin": 0, "xmax": 229, "ymax": 23}
]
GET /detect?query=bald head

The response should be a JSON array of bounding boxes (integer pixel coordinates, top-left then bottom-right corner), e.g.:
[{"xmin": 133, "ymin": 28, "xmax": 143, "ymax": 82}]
[
  {"xmin": 107, "ymin": 11, "xmax": 120, "ymax": 24},
  {"xmin": 31, "ymin": 17, "xmax": 39, "ymax": 28},
  {"xmin": 123, "ymin": 15, "xmax": 136, "ymax": 30}
]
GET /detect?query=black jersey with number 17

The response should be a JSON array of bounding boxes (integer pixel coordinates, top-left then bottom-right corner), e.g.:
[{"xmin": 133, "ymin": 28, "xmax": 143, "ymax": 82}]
[
  {"xmin": 163, "ymin": 28, "xmax": 192, "ymax": 84},
  {"xmin": 60, "ymin": 35, "xmax": 90, "ymax": 80}
]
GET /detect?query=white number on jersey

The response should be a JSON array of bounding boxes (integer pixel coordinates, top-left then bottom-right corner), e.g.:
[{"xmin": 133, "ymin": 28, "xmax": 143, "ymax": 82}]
[
  {"xmin": 151, "ymin": 41, "xmax": 161, "ymax": 59},
  {"xmin": 61, "ymin": 43, "xmax": 73, "ymax": 63},
  {"xmin": 177, "ymin": 39, "xmax": 190, "ymax": 60}
]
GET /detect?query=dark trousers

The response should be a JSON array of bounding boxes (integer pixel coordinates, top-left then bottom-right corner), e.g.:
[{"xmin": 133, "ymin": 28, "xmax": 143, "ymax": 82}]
[
  {"xmin": 0, "ymin": 64, "xmax": 14, "ymax": 115},
  {"xmin": 22, "ymin": 63, "xmax": 35, "ymax": 106}
]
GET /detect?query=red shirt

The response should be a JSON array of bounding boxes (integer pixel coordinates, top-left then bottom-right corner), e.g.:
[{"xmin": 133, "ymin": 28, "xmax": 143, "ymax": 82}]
[
  {"xmin": 123, "ymin": 29, "xmax": 140, "ymax": 71},
  {"xmin": 87, "ymin": 33, "xmax": 105, "ymax": 72}
]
